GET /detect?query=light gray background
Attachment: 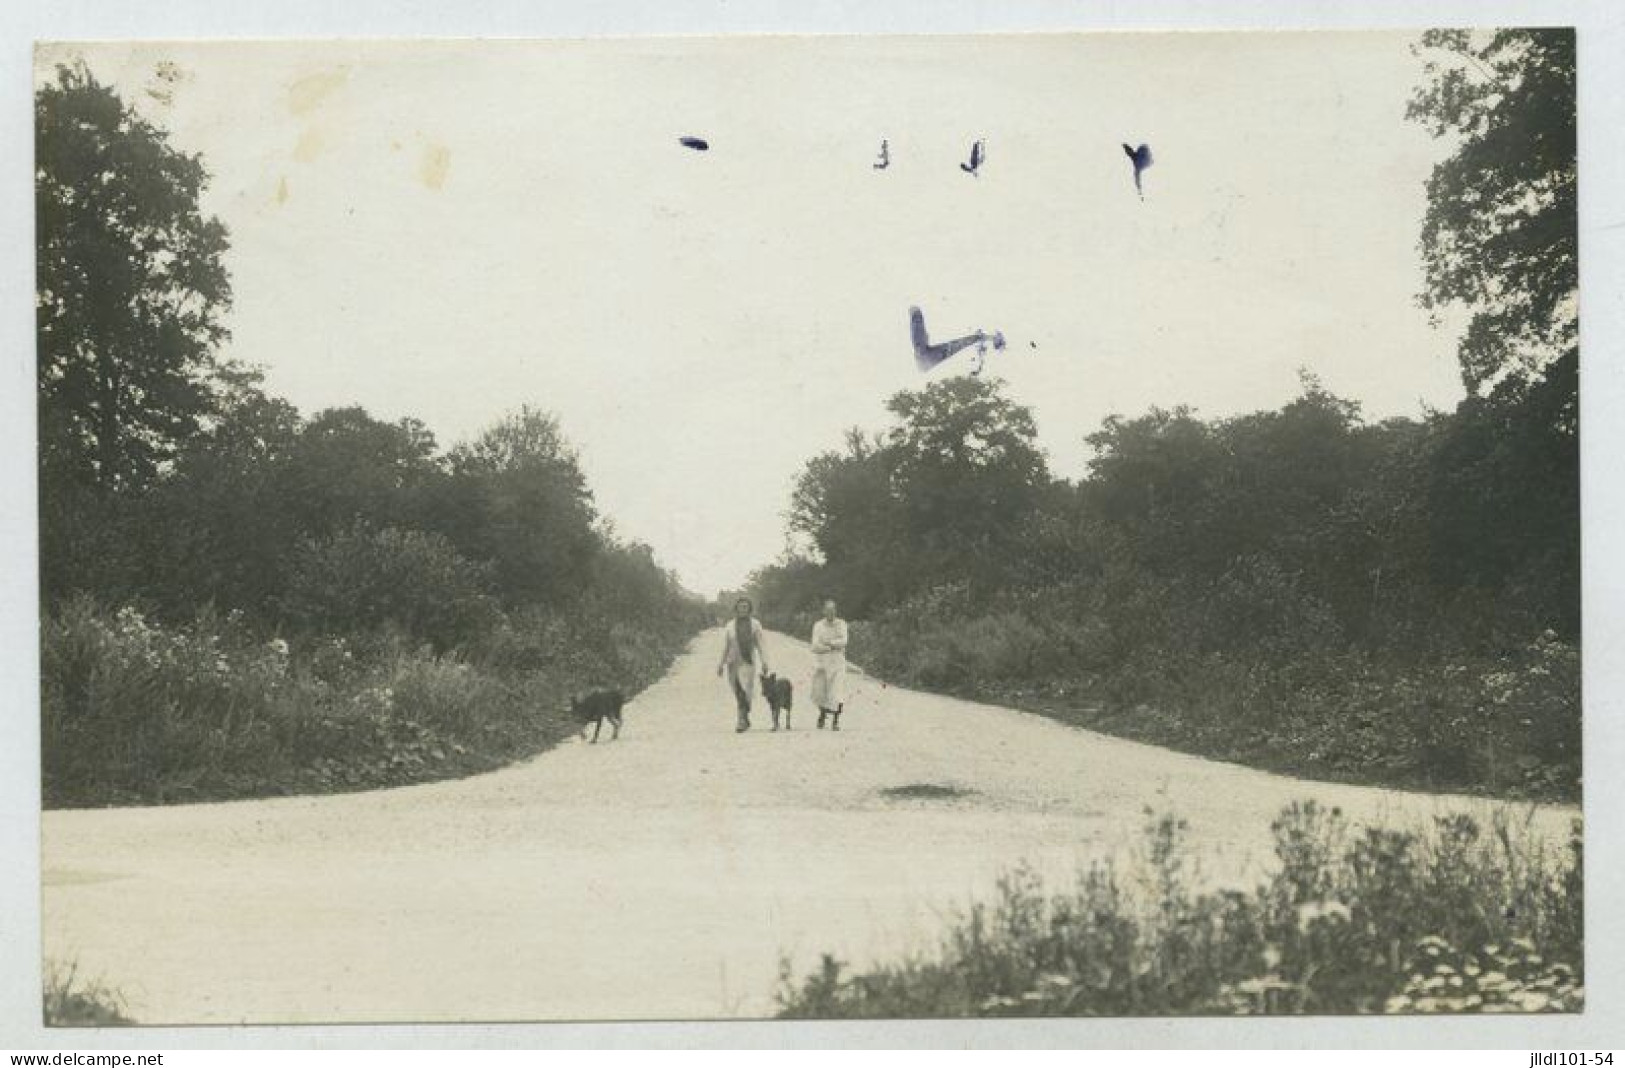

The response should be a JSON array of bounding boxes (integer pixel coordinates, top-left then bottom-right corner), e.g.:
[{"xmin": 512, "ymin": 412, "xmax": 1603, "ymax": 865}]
[{"xmin": 2, "ymin": 0, "xmax": 1621, "ymax": 1050}]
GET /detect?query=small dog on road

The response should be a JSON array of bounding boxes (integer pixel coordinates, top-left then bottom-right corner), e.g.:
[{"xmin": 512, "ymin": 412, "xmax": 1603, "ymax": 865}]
[
  {"xmin": 570, "ymin": 689, "xmax": 624, "ymax": 743},
  {"xmin": 759, "ymin": 673, "xmax": 794, "ymax": 731}
]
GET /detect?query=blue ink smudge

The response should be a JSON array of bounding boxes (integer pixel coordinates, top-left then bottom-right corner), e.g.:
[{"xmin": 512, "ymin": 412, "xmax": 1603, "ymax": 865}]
[
  {"xmin": 960, "ymin": 139, "xmax": 986, "ymax": 177},
  {"xmin": 910, "ymin": 306, "xmax": 1003, "ymax": 374},
  {"xmin": 1122, "ymin": 142, "xmax": 1153, "ymax": 198},
  {"xmin": 679, "ymin": 136, "xmax": 710, "ymax": 151}
]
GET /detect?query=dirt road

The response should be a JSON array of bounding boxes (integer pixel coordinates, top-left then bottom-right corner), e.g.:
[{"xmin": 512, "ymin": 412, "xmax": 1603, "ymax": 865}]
[{"xmin": 42, "ymin": 631, "xmax": 1576, "ymax": 1024}]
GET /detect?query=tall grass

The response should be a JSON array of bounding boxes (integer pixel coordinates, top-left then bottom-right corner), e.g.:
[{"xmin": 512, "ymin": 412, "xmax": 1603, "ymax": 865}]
[
  {"xmin": 777, "ymin": 802, "xmax": 1583, "ymax": 1017},
  {"xmin": 41, "ymin": 597, "xmax": 702, "ymax": 807},
  {"xmin": 42, "ymin": 960, "xmax": 132, "ymax": 1026}
]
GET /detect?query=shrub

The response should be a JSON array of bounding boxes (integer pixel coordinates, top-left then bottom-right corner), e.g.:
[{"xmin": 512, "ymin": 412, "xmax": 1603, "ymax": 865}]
[
  {"xmin": 283, "ymin": 520, "xmax": 501, "ymax": 651},
  {"xmin": 41, "ymin": 597, "xmax": 701, "ymax": 806},
  {"xmin": 41, "ymin": 598, "xmax": 332, "ymax": 804},
  {"xmin": 43, "ymin": 960, "xmax": 133, "ymax": 1026},
  {"xmin": 777, "ymin": 803, "xmax": 1582, "ymax": 1017},
  {"xmin": 847, "ymin": 593, "xmax": 1579, "ymax": 800}
]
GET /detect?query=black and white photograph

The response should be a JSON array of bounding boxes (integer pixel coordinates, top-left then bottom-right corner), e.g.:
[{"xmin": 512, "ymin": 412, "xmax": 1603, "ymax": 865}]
[{"xmin": 24, "ymin": 24, "xmax": 1593, "ymax": 1031}]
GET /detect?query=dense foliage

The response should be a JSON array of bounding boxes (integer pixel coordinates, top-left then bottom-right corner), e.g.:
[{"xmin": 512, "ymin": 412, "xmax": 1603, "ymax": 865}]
[
  {"xmin": 1408, "ymin": 28, "xmax": 1576, "ymax": 400},
  {"xmin": 37, "ymin": 66, "xmax": 704, "ymax": 807},
  {"xmin": 753, "ymin": 373, "xmax": 1578, "ymax": 798},
  {"xmin": 778, "ymin": 804, "xmax": 1583, "ymax": 1016}
]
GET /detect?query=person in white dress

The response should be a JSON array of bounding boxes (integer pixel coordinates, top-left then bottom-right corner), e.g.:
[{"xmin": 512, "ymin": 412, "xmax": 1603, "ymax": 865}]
[{"xmin": 809, "ymin": 599, "xmax": 849, "ymax": 730}]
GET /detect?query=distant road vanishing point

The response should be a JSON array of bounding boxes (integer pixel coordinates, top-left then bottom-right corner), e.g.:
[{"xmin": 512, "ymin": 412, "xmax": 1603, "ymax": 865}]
[{"xmin": 42, "ymin": 632, "xmax": 1575, "ymax": 1024}]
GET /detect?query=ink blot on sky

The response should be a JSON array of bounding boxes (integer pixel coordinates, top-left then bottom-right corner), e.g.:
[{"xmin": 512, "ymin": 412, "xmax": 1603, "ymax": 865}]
[
  {"xmin": 960, "ymin": 139, "xmax": 985, "ymax": 177},
  {"xmin": 679, "ymin": 136, "xmax": 709, "ymax": 151},
  {"xmin": 909, "ymin": 306, "xmax": 1001, "ymax": 374},
  {"xmin": 1123, "ymin": 142, "xmax": 1153, "ymax": 197}
]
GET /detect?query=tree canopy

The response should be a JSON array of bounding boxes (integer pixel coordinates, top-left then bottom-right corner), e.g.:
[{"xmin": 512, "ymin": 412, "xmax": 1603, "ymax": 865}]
[
  {"xmin": 1408, "ymin": 28, "xmax": 1577, "ymax": 408},
  {"xmin": 36, "ymin": 62, "xmax": 233, "ymax": 491}
]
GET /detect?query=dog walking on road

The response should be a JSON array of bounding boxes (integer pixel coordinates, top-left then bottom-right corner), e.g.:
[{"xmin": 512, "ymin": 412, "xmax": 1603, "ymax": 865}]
[
  {"xmin": 760, "ymin": 672, "xmax": 794, "ymax": 730},
  {"xmin": 570, "ymin": 689, "xmax": 625, "ymax": 743}
]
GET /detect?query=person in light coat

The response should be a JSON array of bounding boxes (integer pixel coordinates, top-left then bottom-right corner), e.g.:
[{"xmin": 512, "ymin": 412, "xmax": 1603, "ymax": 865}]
[
  {"xmin": 810, "ymin": 598, "xmax": 849, "ymax": 730},
  {"xmin": 716, "ymin": 596, "xmax": 771, "ymax": 733}
]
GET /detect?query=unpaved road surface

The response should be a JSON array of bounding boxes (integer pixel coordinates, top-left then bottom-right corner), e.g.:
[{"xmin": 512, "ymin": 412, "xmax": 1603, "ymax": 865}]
[{"xmin": 43, "ymin": 631, "xmax": 1576, "ymax": 1023}]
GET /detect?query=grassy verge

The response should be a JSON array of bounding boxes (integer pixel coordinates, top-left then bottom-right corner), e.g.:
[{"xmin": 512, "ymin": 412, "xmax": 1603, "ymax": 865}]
[
  {"xmin": 42, "ymin": 598, "xmax": 703, "ymax": 808},
  {"xmin": 778, "ymin": 802, "xmax": 1583, "ymax": 1017},
  {"xmin": 844, "ymin": 616, "xmax": 1579, "ymax": 803}
]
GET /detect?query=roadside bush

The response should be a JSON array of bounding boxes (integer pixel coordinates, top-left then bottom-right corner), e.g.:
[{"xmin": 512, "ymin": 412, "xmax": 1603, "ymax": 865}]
[
  {"xmin": 777, "ymin": 803, "xmax": 1582, "ymax": 1017},
  {"xmin": 848, "ymin": 597, "xmax": 1578, "ymax": 800},
  {"xmin": 41, "ymin": 598, "xmax": 331, "ymax": 804},
  {"xmin": 282, "ymin": 520, "xmax": 501, "ymax": 651},
  {"xmin": 43, "ymin": 960, "xmax": 132, "ymax": 1026},
  {"xmin": 41, "ymin": 597, "xmax": 700, "ymax": 807}
]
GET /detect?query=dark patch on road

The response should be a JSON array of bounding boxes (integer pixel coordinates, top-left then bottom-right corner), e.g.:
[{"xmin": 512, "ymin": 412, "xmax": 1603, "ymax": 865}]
[{"xmin": 881, "ymin": 782, "xmax": 975, "ymax": 801}]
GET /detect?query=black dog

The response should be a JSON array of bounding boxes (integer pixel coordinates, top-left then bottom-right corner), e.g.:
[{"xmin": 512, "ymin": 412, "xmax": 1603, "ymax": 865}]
[
  {"xmin": 570, "ymin": 689, "xmax": 624, "ymax": 743},
  {"xmin": 759, "ymin": 673, "xmax": 794, "ymax": 731}
]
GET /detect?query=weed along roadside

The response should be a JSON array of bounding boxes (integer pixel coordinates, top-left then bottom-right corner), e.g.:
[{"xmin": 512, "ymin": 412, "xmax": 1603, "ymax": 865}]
[{"xmin": 778, "ymin": 803, "xmax": 1584, "ymax": 1017}]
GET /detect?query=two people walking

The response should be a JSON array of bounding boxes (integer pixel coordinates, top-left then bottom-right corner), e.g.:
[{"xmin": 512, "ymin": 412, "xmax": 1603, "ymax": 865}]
[{"xmin": 716, "ymin": 597, "xmax": 849, "ymax": 733}]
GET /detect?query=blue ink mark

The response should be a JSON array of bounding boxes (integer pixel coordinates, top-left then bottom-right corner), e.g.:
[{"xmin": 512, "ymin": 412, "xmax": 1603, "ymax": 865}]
[
  {"xmin": 960, "ymin": 139, "xmax": 985, "ymax": 177},
  {"xmin": 874, "ymin": 139, "xmax": 891, "ymax": 170},
  {"xmin": 1122, "ymin": 142, "xmax": 1153, "ymax": 198},
  {"xmin": 969, "ymin": 331, "xmax": 1007, "ymax": 376},
  {"xmin": 679, "ymin": 136, "xmax": 710, "ymax": 151},
  {"xmin": 910, "ymin": 306, "xmax": 1003, "ymax": 374}
]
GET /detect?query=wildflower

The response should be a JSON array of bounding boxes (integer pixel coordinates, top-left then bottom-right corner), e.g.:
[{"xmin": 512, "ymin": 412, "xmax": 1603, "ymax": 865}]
[
  {"xmin": 1514, "ymin": 991, "xmax": 1551, "ymax": 1012},
  {"xmin": 268, "ymin": 638, "xmax": 290, "ymax": 657}
]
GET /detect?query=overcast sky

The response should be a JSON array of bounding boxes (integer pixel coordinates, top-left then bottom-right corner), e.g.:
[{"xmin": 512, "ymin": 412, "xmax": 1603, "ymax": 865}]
[{"xmin": 41, "ymin": 32, "xmax": 1464, "ymax": 596}]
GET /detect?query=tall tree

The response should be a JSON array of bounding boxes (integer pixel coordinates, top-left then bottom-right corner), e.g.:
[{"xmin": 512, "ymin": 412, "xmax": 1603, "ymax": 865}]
[
  {"xmin": 788, "ymin": 428, "xmax": 901, "ymax": 613},
  {"xmin": 1409, "ymin": 29, "xmax": 1579, "ymax": 637},
  {"xmin": 439, "ymin": 407, "xmax": 599, "ymax": 606},
  {"xmin": 283, "ymin": 406, "xmax": 442, "ymax": 538},
  {"xmin": 36, "ymin": 62, "xmax": 233, "ymax": 491},
  {"xmin": 887, "ymin": 377, "xmax": 1048, "ymax": 541},
  {"xmin": 1407, "ymin": 29, "xmax": 1577, "ymax": 408}
]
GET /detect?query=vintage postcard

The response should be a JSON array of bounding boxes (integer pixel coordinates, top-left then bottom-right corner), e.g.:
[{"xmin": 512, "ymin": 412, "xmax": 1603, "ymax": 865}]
[{"xmin": 33, "ymin": 30, "xmax": 1580, "ymax": 1026}]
